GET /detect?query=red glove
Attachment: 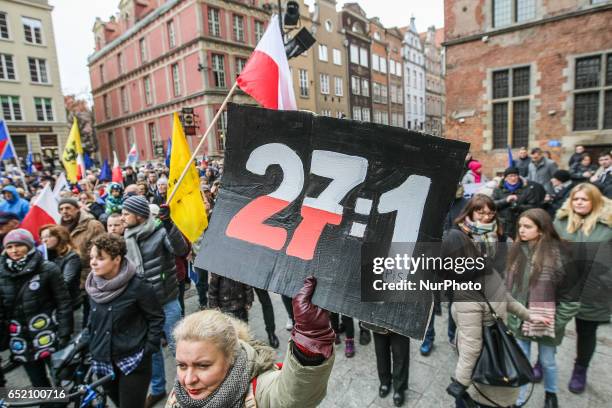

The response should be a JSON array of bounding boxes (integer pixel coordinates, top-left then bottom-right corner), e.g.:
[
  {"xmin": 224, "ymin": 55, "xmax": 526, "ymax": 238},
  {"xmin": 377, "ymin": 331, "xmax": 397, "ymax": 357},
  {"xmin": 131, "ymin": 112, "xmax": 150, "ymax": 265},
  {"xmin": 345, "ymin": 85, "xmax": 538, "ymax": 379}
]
[{"xmin": 291, "ymin": 276, "xmax": 335, "ymax": 359}]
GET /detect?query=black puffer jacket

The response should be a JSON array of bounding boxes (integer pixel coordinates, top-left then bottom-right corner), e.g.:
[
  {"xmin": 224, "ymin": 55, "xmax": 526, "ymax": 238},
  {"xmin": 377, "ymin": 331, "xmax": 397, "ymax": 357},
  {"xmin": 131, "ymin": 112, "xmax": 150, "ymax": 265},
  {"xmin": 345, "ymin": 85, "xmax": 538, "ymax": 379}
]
[
  {"xmin": 88, "ymin": 263, "xmax": 164, "ymax": 363},
  {"xmin": 0, "ymin": 251, "xmax": 73, "ymax": 362},
  {"xmin": 49, "ymin": 250, "xmax": 81, "ymax": 309},
  {"xmin": 208, "ymin": 274, "xmax": 254, "ymax": 312},
  {"xmin": 492, "ymin": 178, "xmax": 540, "ymax": 238},
  {"xmin": 127, "ymin": 221, "xmax": 189, "ymax": 306}
]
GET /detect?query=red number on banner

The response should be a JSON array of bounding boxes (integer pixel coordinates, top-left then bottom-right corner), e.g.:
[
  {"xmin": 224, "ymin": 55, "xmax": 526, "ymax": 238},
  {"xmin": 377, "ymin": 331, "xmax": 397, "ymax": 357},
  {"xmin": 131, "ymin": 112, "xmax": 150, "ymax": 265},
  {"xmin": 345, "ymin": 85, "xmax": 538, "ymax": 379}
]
[
  {"xmin": 226, "ymin": 143, "xmax": 304, "ymax": 250},
  {"xmin": 286, "ymin": 150, "xmax": 368, "ymax": 260}
]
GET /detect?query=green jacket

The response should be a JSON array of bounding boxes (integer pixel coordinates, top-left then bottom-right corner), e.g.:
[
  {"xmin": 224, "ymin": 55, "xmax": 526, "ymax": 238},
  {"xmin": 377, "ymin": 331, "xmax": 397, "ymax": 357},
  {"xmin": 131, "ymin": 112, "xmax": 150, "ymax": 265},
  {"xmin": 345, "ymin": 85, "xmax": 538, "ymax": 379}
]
[{"xmin": 554, "ymin": 207, "xmax": 612, "ymax": 322}]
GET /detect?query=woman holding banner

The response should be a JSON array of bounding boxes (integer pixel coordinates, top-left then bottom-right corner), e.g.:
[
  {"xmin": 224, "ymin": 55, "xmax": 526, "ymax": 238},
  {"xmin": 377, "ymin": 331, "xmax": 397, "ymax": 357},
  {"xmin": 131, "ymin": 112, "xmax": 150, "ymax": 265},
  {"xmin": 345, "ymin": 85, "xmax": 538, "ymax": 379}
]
[{"xmin": 165, "ymin": 277, "xmax": 335, "ymax": 408}]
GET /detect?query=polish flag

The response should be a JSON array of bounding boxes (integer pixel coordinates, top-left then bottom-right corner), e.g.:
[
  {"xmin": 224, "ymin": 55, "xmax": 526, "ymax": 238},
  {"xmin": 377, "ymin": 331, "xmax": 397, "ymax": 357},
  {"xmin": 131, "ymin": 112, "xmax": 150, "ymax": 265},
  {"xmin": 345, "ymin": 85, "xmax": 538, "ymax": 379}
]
[
  {"xmin": 112, "ymin": 151, "xmax": 123, "ymax": 184},
  {"xmin": 237, "ymin": 15, "xmax": 297, "ymax": 111},
  {"xmin": 20, "ymin": 185, "xmax": 61, "ymax": 242}
]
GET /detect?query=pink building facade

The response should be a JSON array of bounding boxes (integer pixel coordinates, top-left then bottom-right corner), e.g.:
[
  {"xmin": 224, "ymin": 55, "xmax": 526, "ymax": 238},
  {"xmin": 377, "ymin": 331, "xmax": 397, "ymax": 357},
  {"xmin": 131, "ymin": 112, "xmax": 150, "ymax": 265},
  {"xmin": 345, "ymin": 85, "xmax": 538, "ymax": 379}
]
[{"xmin": 88, "ymin": 0, "xmax": 269, "ymax": 162}]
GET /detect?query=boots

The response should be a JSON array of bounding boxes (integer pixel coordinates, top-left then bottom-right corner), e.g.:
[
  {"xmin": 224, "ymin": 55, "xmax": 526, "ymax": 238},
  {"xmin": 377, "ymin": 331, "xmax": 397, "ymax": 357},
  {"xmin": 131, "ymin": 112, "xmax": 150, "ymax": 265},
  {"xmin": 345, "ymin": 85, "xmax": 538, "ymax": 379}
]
[
  {"xmin": 568, "ymin": 363, "xmax": 587, "ymax": 394},
  {"xmin": 267, "ymin": 331, "xmax": 279, "ymax": 349},
  {"xmin": 532, "ymin": 361, "xmax": 543, "ymax": 383},
  {"xmin": 345, "ymin": 338, "xmax": 355, "ymax": 358},
  {"xmin": 544, "ymin": 392, "xmax": 558, "ymax": 408}
]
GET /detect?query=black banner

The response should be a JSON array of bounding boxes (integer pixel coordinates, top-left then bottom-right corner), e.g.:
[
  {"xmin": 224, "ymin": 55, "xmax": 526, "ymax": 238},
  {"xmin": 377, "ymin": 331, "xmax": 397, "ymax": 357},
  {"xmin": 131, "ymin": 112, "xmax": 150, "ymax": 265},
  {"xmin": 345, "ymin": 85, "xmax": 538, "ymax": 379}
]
[{"xmin": 195, "ymin": 103, "xmax": 469, "ymax": 338}]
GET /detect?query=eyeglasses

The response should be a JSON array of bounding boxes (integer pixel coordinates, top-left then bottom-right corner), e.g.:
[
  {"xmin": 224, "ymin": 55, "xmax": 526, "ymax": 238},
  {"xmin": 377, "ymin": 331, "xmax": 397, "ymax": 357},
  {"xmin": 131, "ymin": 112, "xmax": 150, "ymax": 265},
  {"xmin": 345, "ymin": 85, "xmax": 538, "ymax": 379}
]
[{"xmin": 475, "ymin": 210, "xmax": 496, "ymax": 217}]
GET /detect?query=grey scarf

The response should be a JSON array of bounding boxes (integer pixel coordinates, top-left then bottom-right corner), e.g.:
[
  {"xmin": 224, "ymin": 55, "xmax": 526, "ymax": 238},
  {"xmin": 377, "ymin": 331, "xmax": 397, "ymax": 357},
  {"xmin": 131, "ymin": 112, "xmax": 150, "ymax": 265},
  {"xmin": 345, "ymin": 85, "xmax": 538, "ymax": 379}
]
[
  {"xmin": 85, "ymin": 259, "xmax": 136, "ymax": 304},
  {"xmin": 124, "ymin": 217, "xmax": 157, "ymax": 277},
  {"xmin": 174, "ymin": 347, "xmax": 250, "ymax": 408}
]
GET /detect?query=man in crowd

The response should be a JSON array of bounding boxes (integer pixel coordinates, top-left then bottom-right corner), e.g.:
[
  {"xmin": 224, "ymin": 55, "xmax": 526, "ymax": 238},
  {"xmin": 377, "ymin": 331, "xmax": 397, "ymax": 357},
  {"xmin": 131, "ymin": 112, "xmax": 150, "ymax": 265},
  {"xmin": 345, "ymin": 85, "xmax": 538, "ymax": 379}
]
[
  {"xmin": 528, "ymin": 147, "xmax": 558, "ymax": 194},
  {"xmin": 124, "ymin": 165, "xmax": 137, "ymax": 186},
  {"xmin": 0, "ymin": 185, "xmax": 30, "ymax": 220},
  {"xmin": 493, "ymin": 167, "xmax": 540, "ymax": 238},
  {"xmin": 106, "ymin": 212, "xmax": 125, "ymax": 236},
  {"xmin": 147, "ymin": 171, "xmax": 159, "ymax": 198},
  {"xmin": 590, "ymin": 151, "xmax": 612, "ymax": 198},
  {"xmin": 152, "ymin": 177, "xmax": 168, "ymax": 206},
  {"xmin": 568, "ymin": 144, "xmax": 586, "ymax": 168},
  {"xmin": 0, "ymin": 211, "xmax": 20, "ymax": 251},
  {"xmin": 121, "ymin": 195, "xmax": 189, "ymax": 407},
  {"xmin": 515, "ymin": 146, "xmax": 531, "ymax": 178}
]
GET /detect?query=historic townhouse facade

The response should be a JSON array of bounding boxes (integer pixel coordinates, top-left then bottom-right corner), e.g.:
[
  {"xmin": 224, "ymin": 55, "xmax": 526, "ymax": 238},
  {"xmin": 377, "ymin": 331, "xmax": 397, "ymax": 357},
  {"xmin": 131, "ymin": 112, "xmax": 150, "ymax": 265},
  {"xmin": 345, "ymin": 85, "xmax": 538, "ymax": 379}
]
[
  {"xmin": 402, "ymin": 17, "xmax": 425, "ymax": 130},
  {"xmin": 421, "ymin": 26, "xmax": 444, "ymax": 136}
]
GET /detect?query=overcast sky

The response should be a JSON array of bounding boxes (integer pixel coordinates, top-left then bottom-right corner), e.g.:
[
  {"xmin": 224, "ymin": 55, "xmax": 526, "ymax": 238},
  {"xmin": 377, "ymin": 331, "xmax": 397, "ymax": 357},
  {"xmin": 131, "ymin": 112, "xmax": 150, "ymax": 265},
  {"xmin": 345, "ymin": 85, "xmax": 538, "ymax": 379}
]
[{"xmin": 50, "ymin": 0, "xmax": 444, "ymax": 102}]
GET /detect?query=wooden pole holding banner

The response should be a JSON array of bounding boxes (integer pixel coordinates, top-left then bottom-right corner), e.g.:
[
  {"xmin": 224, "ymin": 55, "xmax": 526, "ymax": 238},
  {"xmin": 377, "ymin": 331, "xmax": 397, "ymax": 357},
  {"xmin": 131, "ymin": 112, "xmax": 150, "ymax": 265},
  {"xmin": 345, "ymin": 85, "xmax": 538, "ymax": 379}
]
[{"xmin": 166, "ymin": 81, "xmax": 239, "ymax": 205}]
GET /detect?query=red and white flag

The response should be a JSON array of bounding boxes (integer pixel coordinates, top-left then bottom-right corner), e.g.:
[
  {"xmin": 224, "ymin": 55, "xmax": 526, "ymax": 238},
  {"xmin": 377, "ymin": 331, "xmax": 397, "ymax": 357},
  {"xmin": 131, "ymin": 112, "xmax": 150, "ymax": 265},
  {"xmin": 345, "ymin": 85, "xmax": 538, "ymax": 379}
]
[
  {"xmin": 112, "ymin": 151, "xmax": 123, "ymax": 184},
  {"xmin": 20, "ymin": 184, "xmax": 61, "ymax": 242},
  {"xmin": 237, "ymin": 15, "xmax": 297, "ymax": 111}
]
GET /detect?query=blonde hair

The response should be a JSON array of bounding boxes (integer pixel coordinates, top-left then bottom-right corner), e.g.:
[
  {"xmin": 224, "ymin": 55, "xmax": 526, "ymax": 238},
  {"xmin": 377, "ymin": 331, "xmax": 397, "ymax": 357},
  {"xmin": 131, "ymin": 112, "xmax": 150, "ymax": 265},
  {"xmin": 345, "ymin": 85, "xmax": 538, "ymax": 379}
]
[
  {"xmin": 173, "ymin": 310, "xmax": 251, "ymax": 365},
  {"xmin": 557, "ymin": 183, "xmax": 610, "ymax": 236}
]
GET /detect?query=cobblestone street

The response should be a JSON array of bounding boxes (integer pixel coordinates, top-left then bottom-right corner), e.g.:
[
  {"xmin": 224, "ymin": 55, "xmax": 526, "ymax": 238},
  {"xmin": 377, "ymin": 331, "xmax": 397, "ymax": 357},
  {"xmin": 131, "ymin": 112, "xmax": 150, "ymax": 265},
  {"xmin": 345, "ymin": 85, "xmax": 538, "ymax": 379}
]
[{"xmin": 4, "ymin": 288, "xmax": 611, "ymax": 407}]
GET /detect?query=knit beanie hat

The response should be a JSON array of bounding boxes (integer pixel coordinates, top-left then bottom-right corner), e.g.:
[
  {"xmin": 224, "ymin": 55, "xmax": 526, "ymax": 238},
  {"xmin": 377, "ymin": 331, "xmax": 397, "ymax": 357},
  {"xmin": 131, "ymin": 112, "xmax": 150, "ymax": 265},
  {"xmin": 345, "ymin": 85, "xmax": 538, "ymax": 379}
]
[
  {"xmin": 468, "ymin": 161, "xmax": 482, "ymax": 172},
  {"xmin": 58, "ymin": 197, "xmax": 79, "ymax": 208},
  {"xmin": 503, "ymin": 167, "xmax": 520, "ymax": 177},
  {"xmin": 552, "ymin": 169, "xmax": 571, "ymax": 183},
  {"xmin": 123, "ymin": 195, "xmax": 151, "ymax": 218},
  {"xmin": 3, "ymin": 228, "xmax": 35, "ymax": 250}
]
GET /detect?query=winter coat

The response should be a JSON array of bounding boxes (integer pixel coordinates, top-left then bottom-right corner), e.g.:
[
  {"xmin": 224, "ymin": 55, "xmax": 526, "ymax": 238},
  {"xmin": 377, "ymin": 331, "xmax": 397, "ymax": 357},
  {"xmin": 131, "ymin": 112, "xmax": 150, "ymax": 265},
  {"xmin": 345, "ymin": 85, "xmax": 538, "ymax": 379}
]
[
  {"xmin": 208, "ymin": 274, "xmax": 254, "ymax": 312},
  {"xmin": 124, "ymin": 173, "xmax": 137, "ymax": 187},
  {"xmin": 165, "ymin": 339, "xmax": 335, "ymax": 408},
  {"xmin": 451, "ymin": 271, "xmax": 531, "ymax": 407},
  {"xmin": 0, "ymin": 186, "xmax": 29, "ymax": 220},
  {"xmin": 87, "ymin": 263, "xmax": 164, "ymax": 363},
  {"xmin": 569, "ymin": 162, "xmax": 598, "ymax": 182},
  {"xmin": 127, "ymin": 222, "xmax": 189, "ymax": 305},
  {"xmin": 492, "ymin": 178, "xmax": 540, "ymax": 238},
  {"xmin": 516, "ymin": 157, "xmax": 531, "ymax": 178},
  {"xmin": 592, "ymin": 169, "xmax": 612, "ymax": 199},
  {"xmin": 0, "ymin": 251, "xmax": 73, "ymax": 362},
  {"xmin": 545, "ymin": 181, "xmax": 574, "ymax": 218},
  {"xmin": 554, "ymin": 207, "xmax": 612, "ymax": 322},
  {"xmin": 527, "ymin": 158, "xmax": 558, "ymax": 194},
  {"xmin": 48, "ymin": 250, "xmax": 81, "ymax": 309},
  {"xmin": 461, "ymin": 171, "xmax": 488, "ymax": 185},
  {"xmin": 66, "ymin": 210, "xmax": 105, "ymax": 288}
]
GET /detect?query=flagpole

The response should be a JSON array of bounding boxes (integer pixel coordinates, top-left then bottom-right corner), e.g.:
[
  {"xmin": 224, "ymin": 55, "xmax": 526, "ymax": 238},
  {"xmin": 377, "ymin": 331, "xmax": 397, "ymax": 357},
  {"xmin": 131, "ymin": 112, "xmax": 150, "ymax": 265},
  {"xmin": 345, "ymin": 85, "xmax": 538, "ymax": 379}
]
[
  {"xmin": 3, "ymin": 122, "xmax": 28, "ymax": 189},
  {"xmin": 166, "ymin": 81, "xmax": 238, "ymax": 205}
]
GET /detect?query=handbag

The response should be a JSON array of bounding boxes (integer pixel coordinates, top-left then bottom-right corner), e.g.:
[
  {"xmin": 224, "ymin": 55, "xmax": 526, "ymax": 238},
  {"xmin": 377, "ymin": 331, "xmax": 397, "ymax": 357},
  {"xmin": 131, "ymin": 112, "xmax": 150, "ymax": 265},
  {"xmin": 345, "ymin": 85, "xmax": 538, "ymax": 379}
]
[{"xmin": 471, "ymin": 291, "xmax": 534, "ymax": 388}]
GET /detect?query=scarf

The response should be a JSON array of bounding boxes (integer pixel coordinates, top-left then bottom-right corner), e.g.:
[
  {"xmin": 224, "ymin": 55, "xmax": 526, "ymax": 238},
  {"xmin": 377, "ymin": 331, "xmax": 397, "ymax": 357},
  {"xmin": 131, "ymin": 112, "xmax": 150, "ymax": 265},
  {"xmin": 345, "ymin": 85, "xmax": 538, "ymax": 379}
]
[
  {"xmin": 471, "ymin": 170, "xmax": 482, "ymax": 183},
  {"xmin": 5, "ymin": 248, "xmax": 36, "ymax": 273},
  {"xmin": 85, "ymin": 258, "xmax": 136, "ymax": 304},
  {"xmin": 503, "ymin": 179, "xmax": 523, "ymax": 193},
  {"xmin": 174, "ymin": 347, "xmax": 250, "ymax": 408},
  {"xmin": 124, "ymin": 217, "xmax": 157, "ymax": 277},
  {"xmin": 458, "ymin": 217, "xmax": 499, "ymax": 258}
]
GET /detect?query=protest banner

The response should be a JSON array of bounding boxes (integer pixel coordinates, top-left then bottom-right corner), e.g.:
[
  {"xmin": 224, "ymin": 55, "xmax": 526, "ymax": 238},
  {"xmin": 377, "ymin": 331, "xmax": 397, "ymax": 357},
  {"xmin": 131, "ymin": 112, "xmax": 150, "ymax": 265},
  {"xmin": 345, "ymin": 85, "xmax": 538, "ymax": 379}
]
[{"xmin": 195, "ymin": 103, "xmax": 469, "ymax": 338}]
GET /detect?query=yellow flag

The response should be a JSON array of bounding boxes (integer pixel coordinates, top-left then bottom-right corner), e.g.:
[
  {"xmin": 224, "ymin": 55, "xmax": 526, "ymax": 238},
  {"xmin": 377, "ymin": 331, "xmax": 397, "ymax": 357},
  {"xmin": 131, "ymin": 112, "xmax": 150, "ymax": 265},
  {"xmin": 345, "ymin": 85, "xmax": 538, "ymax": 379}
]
[
  {"xmin": 168, "ymin": 112, "xmax": 208, "ymax": 242},
  {"xmin": 62, "ymin": 117, "xmax": 83, "ymax": 183}
]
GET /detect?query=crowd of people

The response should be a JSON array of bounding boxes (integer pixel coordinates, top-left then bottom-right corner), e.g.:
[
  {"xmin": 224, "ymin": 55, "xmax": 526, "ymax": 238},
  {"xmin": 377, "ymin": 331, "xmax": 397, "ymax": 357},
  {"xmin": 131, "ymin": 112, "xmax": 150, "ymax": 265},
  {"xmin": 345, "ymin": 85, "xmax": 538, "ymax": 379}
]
[{"xmin": 0, "ymin": 144, "xmax": 608, "ymax": 408}]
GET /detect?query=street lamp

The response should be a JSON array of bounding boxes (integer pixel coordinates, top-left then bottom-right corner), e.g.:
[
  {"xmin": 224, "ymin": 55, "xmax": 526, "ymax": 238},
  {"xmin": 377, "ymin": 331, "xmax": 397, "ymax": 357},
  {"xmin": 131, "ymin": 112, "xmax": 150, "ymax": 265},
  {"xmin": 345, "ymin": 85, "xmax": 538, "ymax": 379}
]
[{"xmin": 276, "ymin": 0, "xmax": 315, "ymax": 60}]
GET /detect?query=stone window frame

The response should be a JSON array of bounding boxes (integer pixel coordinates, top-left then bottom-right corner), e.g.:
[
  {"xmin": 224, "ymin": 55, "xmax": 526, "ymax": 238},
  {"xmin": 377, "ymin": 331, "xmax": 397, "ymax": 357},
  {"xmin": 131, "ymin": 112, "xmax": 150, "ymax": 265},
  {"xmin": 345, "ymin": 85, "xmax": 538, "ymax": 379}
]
[
  {"xmin": 320, "ymin": 73, "xmax": 330, "ymax": 95},
  {"xmin": 21, "ymin": 16, "xmax": 43, "ymax": 45},
  {"xmin": 567, "ymin": 50, "xmax": 612, "ymax": 132},
  {"xmin": 211, "ymin": 54, "xmax": 226, "ymax": 88},
  {"xmin": 298, "ymin": 69, "xmax": 309, "ymax": 97},
  {"xmin": 491, "ymin": 0, "xmax": 539, "ymax": 29},
  {"xmin": 0, "ymin": 53, "xmax": 16, "ymax": 81},
  {"xmin": 0, "ymin": 12, "xmax": 11, "ymax": 40},
  {"xmin": 28, "ymin": 57, "xmax": 49, "ymax": 84},
  {"xmin": 1, "ymin": 95, "xmax": 23, "ymax": 121}
]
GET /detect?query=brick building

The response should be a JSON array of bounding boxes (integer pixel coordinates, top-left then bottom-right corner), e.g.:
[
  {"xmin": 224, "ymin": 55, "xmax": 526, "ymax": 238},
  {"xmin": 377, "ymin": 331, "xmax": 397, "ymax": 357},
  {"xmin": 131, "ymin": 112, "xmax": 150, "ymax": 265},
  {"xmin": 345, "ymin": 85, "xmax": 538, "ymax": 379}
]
[
  {"xmin": 444, "ymin": 0, "xmax": 612, "ymax": 175},
  {"xmin": 88, "ymin": 0, "xmax": 267, "ymax": 161}
]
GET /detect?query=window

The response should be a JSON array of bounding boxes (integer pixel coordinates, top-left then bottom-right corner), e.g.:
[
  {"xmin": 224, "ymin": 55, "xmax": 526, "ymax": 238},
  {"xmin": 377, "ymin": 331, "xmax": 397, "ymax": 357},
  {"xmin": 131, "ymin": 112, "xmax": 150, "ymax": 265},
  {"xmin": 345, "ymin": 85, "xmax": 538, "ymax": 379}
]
[
  {"xmin": 372, "ymin": 54, "xmax": 380, "ymax": 71},
  {"xmin": 325, "ymin": 20, "xmax": 333, "ymax": 32},
  {"xmin": 167, "ymin": 20, "xmax": 176, "ymax": 48},
  {"xmin": 333, "ymin": 49, "xmax": 342, "ymax": 65},
  {"xmin": 361, "ymin": 79, "xmax": 369, "ymax": 97},
  {"xmin": 320, "ymin": 74, "xmax": 330, "ymax": 94},
  {"xmin": 139, "ymin": 38, "xmax": 147, "ymax": 62},
  {"xmin": 28, "ymin": 57, "xmax": 48, "ymax": 83},
  {"xmin": 373, "ymin": 82, "xmax": 380, "ymax": 103},
  {"xmin": 1, "ymin": 96, "xmax": 22, "ymax": 120},
  {"xmin": 352, "ymin": 106, "xmax": 362, "ymax": 121},
  {"xmin": 381, "ymin": 85, "xmax": 388, "ymax": 104},
  {"xmin": 390, "ymin": 85, "xmax": 397, "ymax": 103},
  {"xmin": 321, "ymin": 109, "xmax": 331, "ymax": 117},
  {"xmin": 334, "ymin": 76, "xmax": 343, "ymax": 96},
  {"xmin": 103, "ymin": 94, "xmax": 110, "ymax": 119},
  {"xmin": 255, "ymin": 20, "xmax": 264, "ymax": 43},
  {"xmin": 117, "ymin": 52, "xmax": 124, "ymax": 74},
  {"xmin": 143, "ymin": 75, "xmax": 153, "ymax": 104},
  {"xmin": 99, "ymin": 63, "xmax": 104, "ymax": 84},
  {"xmin": 380, "ymin": 58, "xmax": 387, "ymax": 74},
  {"xmin": 0, "ymin": 54, "xmax": 15, "ymax": 80},
  {"xmin": 22, "ymin": 17, "xmax": 42, "ymax": 44},
  {"xmin": 381, "ymin": 112, "xmax": 388, "ymax": 125},
  {"xmin": 350, "ymin": 44, "xmax": 359, "ymax": 64},
  {"xmin": 233, "ymin": 15, "xmax": 244, "ymax": 42},
  {"xmin": 491, "ymin": 66, "xmax": 531, "ymax": 148},
  {"xmin": 171, "ymin": 63, "xmax": 181, "ymax": 96},
  {"xmin": 148, "ymin": 123, "xmax": 158, "ymax": 154},
  {"xmin": 389, "ymin": 60, "xmax": 395, "ymax": 76},
  {"xmin": 120, "ymin": 86, "xmax": 129, "ymax": 113},
  {"xmin": 493, "ymin": 0, "xmax": 536, "ymax": 28},
  {"xmin": 359, "ymin": 48, "xmax": 368, "ymax": 67},
  {"xmin": 0, "ymin": 12, "xmax": 9, "ymax": 39},
  {"xmin": 34, "ymin": 97, "xmax": 53, "ymax": 121},
  {"xmin": 299, "ymin": 69, "xmax": 308, "ymax": 97},
  {"xmin": 236, "ymin": 57, "xmax": 247, "ymax": 76},
  {"xmin": 351, "ymin": 76, "xmax": 360, "ymax": 95},
  {"xmin": 362, "ymin": 107, "xmax": 371, "ymax": 122},
  {"xmin": 318, "ymin": 44, "xmax": 328, "ymax": 62},
  {"xmin": 573, "ymin": 53, "xmax": 612, "ymax": 130},
  {"xmin": 208, "ymin": 8, "xmax": 220, "ymax": 37},
  {"xmin": 212, "ymin": 54, "xmax": 226, "ymax": 88}
]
